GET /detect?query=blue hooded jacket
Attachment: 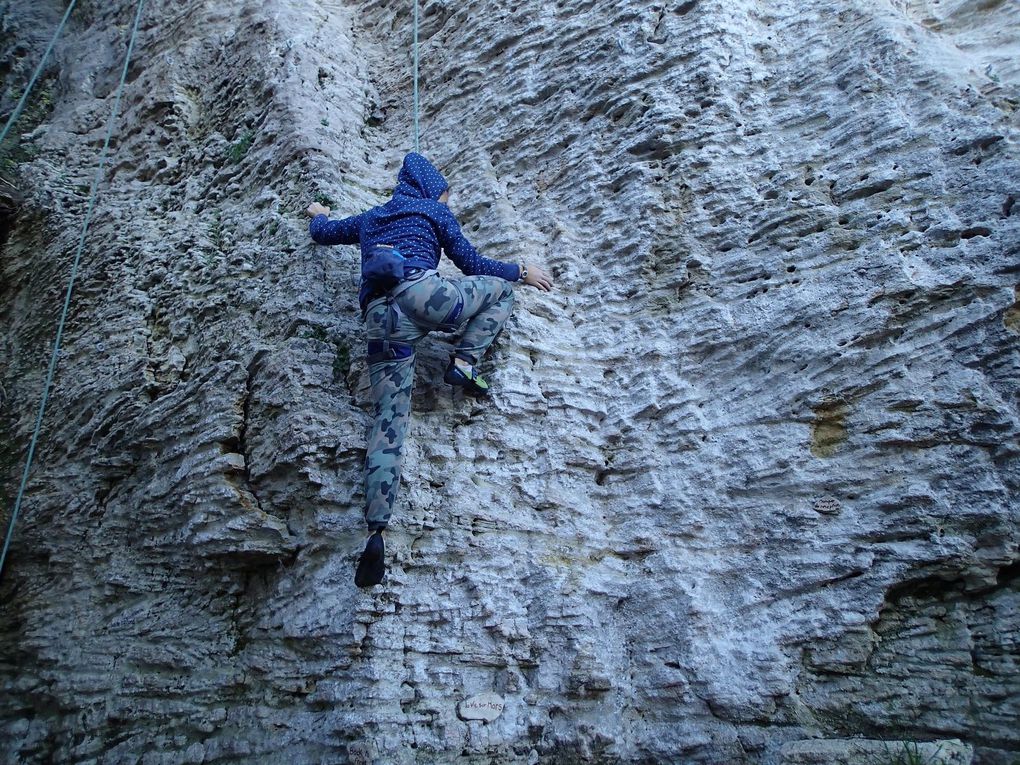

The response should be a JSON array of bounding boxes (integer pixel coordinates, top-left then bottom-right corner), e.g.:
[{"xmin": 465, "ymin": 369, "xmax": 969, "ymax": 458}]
[{"xmin": 309, "ymin": 153, "xmax": 521, "ymax": 309}]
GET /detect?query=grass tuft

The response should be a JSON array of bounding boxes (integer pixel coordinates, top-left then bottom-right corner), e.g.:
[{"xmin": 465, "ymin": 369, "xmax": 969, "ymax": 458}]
[{"xmin": 226, "ymin": 129, "xmax": 255, "ymax": 164}]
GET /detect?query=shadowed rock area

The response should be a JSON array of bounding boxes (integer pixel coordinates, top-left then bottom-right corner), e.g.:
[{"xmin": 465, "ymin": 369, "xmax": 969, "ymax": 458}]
[{"xmin": 0, "ymin": 0, "xmax": 1017, "ymax": 762}]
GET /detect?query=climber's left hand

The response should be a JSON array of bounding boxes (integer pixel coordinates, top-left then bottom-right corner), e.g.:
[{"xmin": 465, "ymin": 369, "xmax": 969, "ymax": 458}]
[{"xmin": 306, "ymin": 202, "xmax": 330, "ymax": 217}]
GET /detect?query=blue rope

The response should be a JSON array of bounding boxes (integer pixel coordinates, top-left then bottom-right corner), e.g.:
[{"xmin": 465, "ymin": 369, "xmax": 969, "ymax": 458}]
[
  {"xmin": 0, "ymin": 0, "xmax": 78, "ymax": 150},
  {"xmin": 1, "ymin": 0, "xmax": 148, "ymax": 579},
  {"xmin": 413, "ymin": 0, "xmax": 420, "ymax": 152}
]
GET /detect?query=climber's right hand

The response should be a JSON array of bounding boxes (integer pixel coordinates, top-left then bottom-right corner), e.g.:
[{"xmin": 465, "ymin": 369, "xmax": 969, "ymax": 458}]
[{"xmin": 306, "ymin": 202, "xmax": 330, "ymax": 217}]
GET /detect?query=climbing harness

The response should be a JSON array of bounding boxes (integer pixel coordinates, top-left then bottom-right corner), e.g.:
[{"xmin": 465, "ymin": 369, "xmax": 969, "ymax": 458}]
[
  {"xmin": 366, "ymin": 296, "xmax": 414, "ymax": 365},
  {"xmin": 1, "ymin": 0, "xmax": 147, "ymax": 579},
  {"xmin": 364, "ymin": 269, "xmax": 466, "ymax": 366},
  {"xmin": 364, "ymin": 271, "xmax": 425, "ymax": 366}
]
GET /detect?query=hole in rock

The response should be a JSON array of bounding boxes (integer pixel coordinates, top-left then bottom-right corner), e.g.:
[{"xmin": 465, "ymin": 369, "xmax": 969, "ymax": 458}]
[{"xmin": 960, "ymin": 226, "xmax": 991, "ymax": 239}]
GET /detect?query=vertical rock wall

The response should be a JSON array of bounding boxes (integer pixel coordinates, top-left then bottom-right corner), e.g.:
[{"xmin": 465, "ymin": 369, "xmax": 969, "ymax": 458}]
[{"xmin": 0, "ymin": 0, "xmax": 1017, "ymax": 762}]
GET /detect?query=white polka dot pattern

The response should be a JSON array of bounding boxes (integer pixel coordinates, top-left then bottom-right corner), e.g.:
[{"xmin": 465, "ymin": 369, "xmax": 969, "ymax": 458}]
[{"xmin": 309, "ymin": 153, "xmax": 521, "ymax": 307}]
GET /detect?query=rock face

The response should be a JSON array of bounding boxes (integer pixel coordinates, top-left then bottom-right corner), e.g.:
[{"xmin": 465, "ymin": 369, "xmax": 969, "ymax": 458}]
[
  {"xmin": 0, "ymin": 0, "xmax": 1018, "ymax": 762},
  {"xmin": 781, "ymin": 738, "xmax": 973, "ymax": 765}
]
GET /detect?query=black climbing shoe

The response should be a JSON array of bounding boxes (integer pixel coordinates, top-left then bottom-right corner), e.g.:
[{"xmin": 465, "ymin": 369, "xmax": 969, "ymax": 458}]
[
  {"xmin": 354, "ymin": 530, "xmax": 385, "ymax": 588},
  {"xmin": 444, "ymin": 357, "xmax": 490, "ymax": 397}
]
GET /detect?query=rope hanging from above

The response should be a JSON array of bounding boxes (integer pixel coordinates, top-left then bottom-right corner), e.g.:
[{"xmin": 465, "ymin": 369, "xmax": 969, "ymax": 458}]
[
  {"xmin": 1, "ymin": 0, "xmax": 148, "ymax": 581},
  {"xmin": 413, "ymin": 0, "xmax": 420, "ymax": 153}
]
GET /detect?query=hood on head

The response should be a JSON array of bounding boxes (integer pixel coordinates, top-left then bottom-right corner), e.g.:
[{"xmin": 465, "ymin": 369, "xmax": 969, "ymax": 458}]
[{"xmin": 393, "ymin": 152, "xmax": 449, "ymax": 200}]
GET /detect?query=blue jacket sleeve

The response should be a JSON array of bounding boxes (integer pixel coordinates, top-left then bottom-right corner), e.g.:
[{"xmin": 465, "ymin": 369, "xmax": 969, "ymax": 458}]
[
  {"xmin": 435, "ymin": 206, "xmax": 521, "ymax": 281},
  {"xmin": 309, "ymin": 213, "xmax": 364, "ymax": 245}
]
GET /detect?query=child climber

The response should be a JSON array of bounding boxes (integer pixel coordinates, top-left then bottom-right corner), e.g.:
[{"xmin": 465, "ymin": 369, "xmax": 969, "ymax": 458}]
[{"xmin": 306, "ymin": 152, "xmax": 552, "ymax": 587}]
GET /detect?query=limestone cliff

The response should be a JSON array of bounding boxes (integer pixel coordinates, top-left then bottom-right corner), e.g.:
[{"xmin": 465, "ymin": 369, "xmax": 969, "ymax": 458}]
[{"xmin": 0, "ymin": 0, "xmax": 1017, "ymax": 763}]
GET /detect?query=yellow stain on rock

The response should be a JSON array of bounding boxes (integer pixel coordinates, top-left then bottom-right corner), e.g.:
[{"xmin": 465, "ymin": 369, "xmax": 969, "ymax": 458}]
[
  {"xmin": 811, "ymin": 397, "xmax": 849, "ymax": 458},
  {"xmin": 1004, "ymin": 286, "xmax": 1020, "ymax": 335}
]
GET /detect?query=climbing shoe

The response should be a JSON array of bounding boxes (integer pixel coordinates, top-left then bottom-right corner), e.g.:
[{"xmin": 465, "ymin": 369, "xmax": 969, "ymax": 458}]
[
  {"xmin": 444, "ymin": 357, "xmax": 490, "ymax": 397},
  {"xmin": 354, "ymin": 530, "xmax": 385, "ymax": 588}
]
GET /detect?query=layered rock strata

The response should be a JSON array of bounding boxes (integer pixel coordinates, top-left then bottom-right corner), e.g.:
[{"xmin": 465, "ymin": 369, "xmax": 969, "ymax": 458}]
[{"xmin": 0, "ymin": 0, "xmax": 1018, "ymax": 762}]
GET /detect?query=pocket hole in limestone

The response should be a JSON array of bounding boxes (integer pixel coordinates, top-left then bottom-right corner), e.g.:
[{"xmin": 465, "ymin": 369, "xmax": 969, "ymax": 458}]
[{"xmin": 960, "ymin": 226, "xmax": 991, "ymax": 239}]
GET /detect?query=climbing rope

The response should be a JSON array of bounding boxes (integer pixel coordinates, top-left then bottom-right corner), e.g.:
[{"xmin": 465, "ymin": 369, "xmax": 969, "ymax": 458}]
[
  {"xmin": 412, "ymin": 0, "xmax": 420, "ymax": 152},
  {"xmin": 0, "ymin": 0, "xmax": 78, "ymax": 149},
  {"xmin": 1, "ymin": 0, "xmax": 147, "ymax": 579}
]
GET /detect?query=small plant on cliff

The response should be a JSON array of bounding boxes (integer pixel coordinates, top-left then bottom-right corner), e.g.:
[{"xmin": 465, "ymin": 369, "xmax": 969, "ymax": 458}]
[
  {"xmin": 872, "ymin": 741, "xmax": 947, "ymax": 765},
  {"xmin": 297, "ymin": 327, "xmax": 350, "ymax": 383},
  {"xmin": 0, "ymin": 80, "xmax": 55, "ymax": 180},
  {"xmin": 208, "ymin": 209, "xmax": 224, "ymax": 251},
  {"xmin": 299, "ymin": 325, "xmax": 329, "ymax": 343},
  {"xmin": 226, "ymin": 129, "xmax": 255, "ymax": 164},
  {"xmin": 332, "ymin": 340, "xmax": 351, "ymax": 383},
  {"xmin": 0, "ymin": 412, "xmax": 18, "ymax": 513}
]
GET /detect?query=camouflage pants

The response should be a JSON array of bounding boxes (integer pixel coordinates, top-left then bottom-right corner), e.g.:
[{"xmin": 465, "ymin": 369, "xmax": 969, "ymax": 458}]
[{"xmin": 362, "ymin": 271, "xmax": 515, "ymax": 530}]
